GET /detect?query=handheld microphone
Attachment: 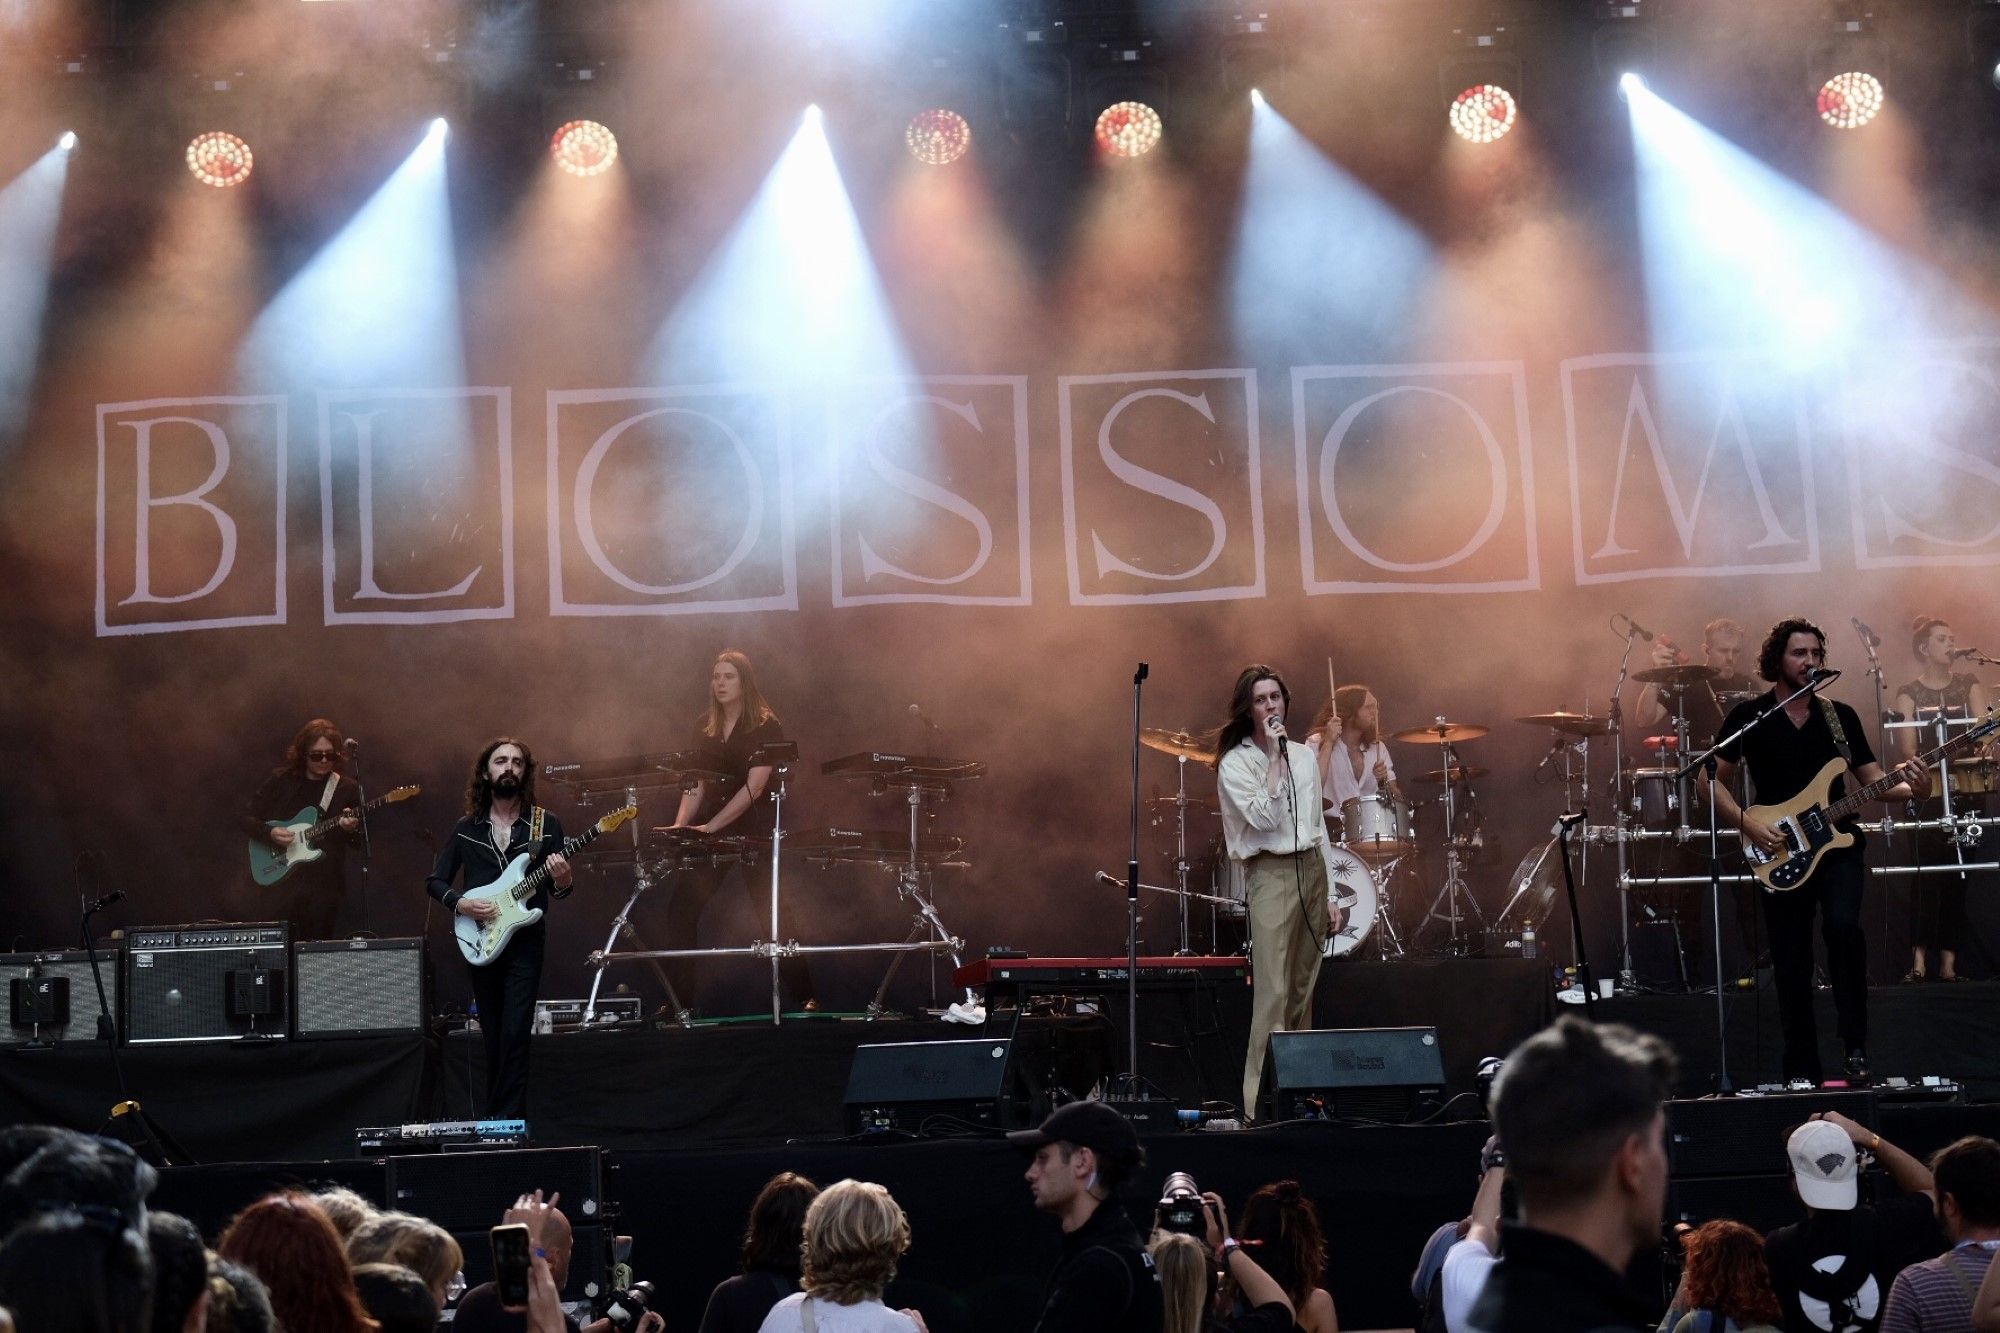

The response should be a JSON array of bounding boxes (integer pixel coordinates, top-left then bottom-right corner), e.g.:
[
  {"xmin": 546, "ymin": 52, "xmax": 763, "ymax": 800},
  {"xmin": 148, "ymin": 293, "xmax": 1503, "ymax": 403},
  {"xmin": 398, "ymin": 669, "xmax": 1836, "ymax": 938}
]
[
  {"xmin": 84, "ymin": 890, "xmax": 125, "ymax": 915},
  {"xmin": 1852, "ymin": 618, "xmax": 1882, "ymax": 649},
  {"xmin": 1264, "ymin": 713, "xmax": 1286, "ymax": 739},
  {"xmin": 1950, "ymin": 648, "xmax": 1981, "ymax": 661},
  {"xmin": 1620, "ymin": 614, "xmax": 1655, "ymax": 642}
]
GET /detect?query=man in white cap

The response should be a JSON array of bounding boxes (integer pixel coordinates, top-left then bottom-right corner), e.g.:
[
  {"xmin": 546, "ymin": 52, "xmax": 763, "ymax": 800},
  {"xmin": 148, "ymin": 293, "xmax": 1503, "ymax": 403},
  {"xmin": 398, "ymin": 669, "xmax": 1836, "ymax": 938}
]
[{"xmin": 1764, "ymin": 1111, "xmax": 1942, "ymax": 1333}]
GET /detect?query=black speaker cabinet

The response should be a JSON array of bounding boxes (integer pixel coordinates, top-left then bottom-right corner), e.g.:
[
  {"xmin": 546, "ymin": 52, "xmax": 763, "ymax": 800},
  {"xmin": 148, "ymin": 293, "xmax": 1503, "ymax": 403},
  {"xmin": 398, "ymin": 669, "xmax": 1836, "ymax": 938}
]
[
  {"xmin": 294, "ymin": 938, "xmax": 426, "ymax": 1039},
  {"xmin": 384, "ymin": 1147, "xmax": 609, "ymax": 1301},
  {"xmin": 123, "ymin": 924, "xmax": 289, "ymax": 1044},
  {"xmin": 1666, "ymin": 1089, "xmax": 1877, "ymax": 1179},
  {"xmin": 1268, "ymin": 1026, "xmax": 1447, "ymax": 1122},
  {"xmin": 844, "ymin": 1037, "xmax": 1018, "ymax": 1133},
  {"xmin": 0, "ymin": 952, "xmax": 116, "ymax": 1047}
]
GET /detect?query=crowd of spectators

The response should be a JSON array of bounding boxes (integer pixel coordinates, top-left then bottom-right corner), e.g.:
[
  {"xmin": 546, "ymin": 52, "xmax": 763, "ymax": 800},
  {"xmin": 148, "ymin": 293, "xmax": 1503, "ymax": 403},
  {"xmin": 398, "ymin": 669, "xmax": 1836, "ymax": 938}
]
[{"xmin": 10, "ymin": 1013, "xmax": 2000, "ymax": 1333}]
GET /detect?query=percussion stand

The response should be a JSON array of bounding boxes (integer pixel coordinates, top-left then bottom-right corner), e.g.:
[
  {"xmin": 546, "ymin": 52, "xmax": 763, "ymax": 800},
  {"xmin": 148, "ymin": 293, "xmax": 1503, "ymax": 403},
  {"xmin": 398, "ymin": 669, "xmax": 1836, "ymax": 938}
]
[
  {"xmin": 1369, "ymin": 856, "xmax": 1409, "ymax": 960},
  {"xmin": 1608, "ymin": 625, "xmax": 1642, "ymax": 985},
  {"xmin": 764, "ymin": 755, "xmax": 792, "ymax": 1026},
  {"xmin": 1417, "ymin": 733, "xmax": 1486, "ymax": 951},
  {"xmin": 1171, "ymin": 755, "xmax": 1196, "ymax": 956},
  {"xmin": 866, "ymin": 778, "xmax": 982, "ymax": 1022},
  {"xmin": 582, "ymin": 781, "xmax": 689, "ymax": 1026}
]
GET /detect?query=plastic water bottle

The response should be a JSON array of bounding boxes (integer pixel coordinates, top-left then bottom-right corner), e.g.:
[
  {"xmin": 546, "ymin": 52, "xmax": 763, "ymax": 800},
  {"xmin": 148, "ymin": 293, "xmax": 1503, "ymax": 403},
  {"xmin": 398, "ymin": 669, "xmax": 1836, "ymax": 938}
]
[
  {"xmin": 1521, "ymin": 925, "xmax": 1539, "ymax": 960},
  {"xmin": 466, "ymin": 1000, "xmax": 480, "ymax": 1034}
]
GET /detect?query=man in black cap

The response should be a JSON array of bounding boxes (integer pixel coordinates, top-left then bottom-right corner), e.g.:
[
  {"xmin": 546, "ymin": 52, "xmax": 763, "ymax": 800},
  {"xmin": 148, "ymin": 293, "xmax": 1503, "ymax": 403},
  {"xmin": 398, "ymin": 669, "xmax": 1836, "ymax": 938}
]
[{"xmin": 1010, "ymin": 1100, "xmax": 1163, "ymax": 1333}]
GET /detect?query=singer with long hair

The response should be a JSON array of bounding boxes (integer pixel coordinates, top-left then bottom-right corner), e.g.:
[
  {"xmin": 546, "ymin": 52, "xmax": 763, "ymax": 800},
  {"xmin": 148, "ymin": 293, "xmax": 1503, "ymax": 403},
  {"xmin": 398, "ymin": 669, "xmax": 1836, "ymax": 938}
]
[
  {"xmin": 1705, "ymin": 618, "xmax": 1929, "ymax": 1084},
  {"xmin": 1213, "ymin": 664, "xmax": 1335, "ymax": 1121},
  {"xmin": 1892, "ymin": 615, "xmax": 1991, "ymax": 982}
]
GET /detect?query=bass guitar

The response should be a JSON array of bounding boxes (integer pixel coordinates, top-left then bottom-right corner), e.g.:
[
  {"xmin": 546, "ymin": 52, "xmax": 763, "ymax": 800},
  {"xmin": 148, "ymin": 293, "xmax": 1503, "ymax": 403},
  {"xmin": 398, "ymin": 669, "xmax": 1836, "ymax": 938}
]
[
  {"xmin": 249, "ymin": 785, "xmax": 422, "ymax": 886},
  {"xmin": 454, "ymin": 805, "xmax": 637, "ymax": 966},
  {"xmin": 1741, "ymin": 703, "xmax": 2000, "ymax": 891}
]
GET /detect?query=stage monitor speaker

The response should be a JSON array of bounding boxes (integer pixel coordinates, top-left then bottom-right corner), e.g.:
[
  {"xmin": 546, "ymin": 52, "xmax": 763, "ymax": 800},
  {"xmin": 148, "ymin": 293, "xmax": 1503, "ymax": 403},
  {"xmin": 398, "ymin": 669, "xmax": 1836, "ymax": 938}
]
[
  {"xmin": 123, "ymin": 924, "xmax": 289, "ymax": 1044},
  {"xmin": 294, "ymin": 938, "xmax": 426, "ymax": 1039},
  {"xmin": 844, "ymin": 1038, "xmax": 1017, "ymax": 1134},
  {"xmin": 0, "ymin": 952, "xmax": 115, "ymax": 1046},
  {"xmin": 1666, "ymin": 1089, "xmax": 1877, "ymax": 1179},
  {"xmin": 384, "ymin": 1147, "xmax": 608, "ymax": 1301},
  {"xmin": 1268, "ymin": 1026, "xmax": 1447, "ymax": 1122}
]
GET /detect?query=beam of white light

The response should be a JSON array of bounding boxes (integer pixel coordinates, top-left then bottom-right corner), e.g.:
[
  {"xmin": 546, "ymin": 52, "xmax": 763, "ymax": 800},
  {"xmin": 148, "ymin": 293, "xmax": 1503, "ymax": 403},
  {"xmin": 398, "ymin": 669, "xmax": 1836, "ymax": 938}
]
[
  {"xmin": 1227, "ymin": 96, "xmax": 1434, "ymax": 366},
  {"xmin": 0, "ymin": 145, "xmax": 72, "ymax": 445},
  {"xmin": 650, "ymin": 104, "xmax": 912, "ymax": 391},
  {"xmin": 239, "ymin": 125, "xmax": 464, "ymax": 393},
  {"xmin": 1624, "ymin": 78, "xmax": 1963, "ymax": 370},
  {"xmin": 57, "ymin": 131, "xmax": 76, "ymax": 152}
]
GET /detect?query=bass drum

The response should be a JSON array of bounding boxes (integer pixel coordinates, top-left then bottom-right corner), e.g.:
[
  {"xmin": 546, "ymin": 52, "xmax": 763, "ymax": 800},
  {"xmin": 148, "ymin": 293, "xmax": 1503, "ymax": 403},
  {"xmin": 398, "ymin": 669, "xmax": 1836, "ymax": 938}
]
[{"xmin": 1323, "ymin": 844, "xmax": 1379, "ymax": 959}]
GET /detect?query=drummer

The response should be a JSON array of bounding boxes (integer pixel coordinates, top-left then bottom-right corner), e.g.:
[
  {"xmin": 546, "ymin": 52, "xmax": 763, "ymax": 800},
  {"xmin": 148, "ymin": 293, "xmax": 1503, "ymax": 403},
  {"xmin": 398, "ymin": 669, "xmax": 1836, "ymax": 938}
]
[
  {"xmin": 1308, "ymin": 684, "xmax": 1406, "ymax": 818},
  {"xmin": 1892, "ymin": 614, "xmax": 1991, "ymax": 983},
  {"xmin": 1635, "ymin": 616, "xmax": 1757, "ymax": 746}
]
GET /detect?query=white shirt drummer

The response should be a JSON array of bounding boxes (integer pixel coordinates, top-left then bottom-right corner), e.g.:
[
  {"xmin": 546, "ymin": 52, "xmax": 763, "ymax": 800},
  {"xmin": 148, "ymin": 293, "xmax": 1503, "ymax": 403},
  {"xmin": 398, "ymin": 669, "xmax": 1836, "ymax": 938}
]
[{"xmin": 1309, "ymin": 687, "xmax": 1403, "ymax": 811}]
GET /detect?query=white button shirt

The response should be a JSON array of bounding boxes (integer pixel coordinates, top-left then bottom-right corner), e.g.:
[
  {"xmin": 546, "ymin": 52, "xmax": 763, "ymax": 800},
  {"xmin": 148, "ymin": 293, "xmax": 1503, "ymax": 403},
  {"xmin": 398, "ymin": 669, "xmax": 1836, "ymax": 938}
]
[
  {"xmin": 1218, "ymin": 736, "xmax": 1332, "ymax": 860},
  {"xmin": 1320, "ymin": 735, "xmax": 1396, "ymax": 809}
]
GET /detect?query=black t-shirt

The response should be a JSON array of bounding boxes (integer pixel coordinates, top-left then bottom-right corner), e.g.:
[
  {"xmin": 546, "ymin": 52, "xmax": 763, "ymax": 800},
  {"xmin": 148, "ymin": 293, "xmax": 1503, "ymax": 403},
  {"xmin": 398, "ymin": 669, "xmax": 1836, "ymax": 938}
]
[
  {"xmin": 1717, "ymin": 693, "xmax": 1879, "ymax": 847},
  {"xmin": 1215, "ymin": 1303, "xmax": 1300, "ymax": 1333},
  {"xmin": 1763, "ymin": 1195, "xmax": 1942, "ymax": 1333},
  {"xmin": 1467, "ymin": 1223, "xmax": 1654, "ymax": 1333},
  {"xmin": 1032, "ymin": 1201, "xmax": 1165, "ymax": 1333},
  {"xmin": 688, "ymin": 716, "xmax": 786, "ymax": 835},
  {"xmin": 698, "ymin": 1269, "xmax": 796, "ymax": 1333}
]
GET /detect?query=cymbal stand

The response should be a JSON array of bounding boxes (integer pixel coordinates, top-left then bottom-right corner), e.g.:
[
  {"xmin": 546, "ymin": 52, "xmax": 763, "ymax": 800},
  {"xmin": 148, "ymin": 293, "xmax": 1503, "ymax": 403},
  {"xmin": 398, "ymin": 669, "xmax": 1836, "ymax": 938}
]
[
  {"xmin": 865, "ymin": 778, "xmax": 982, "ymax": 1022},
  {"xmin": 765, "ymin": 756, "xmax": 792, "ymax": 1025},
  {"xmin": 582, "ymin": 782, "xmax": 687, "ymax": 1026},
  {"xmin": 1157, "ymin": 757, "xmax": 1198, "ymax": 956},
  {"xmin": 1417, "ymin": 729, "xmax": 1486, "ymax": 951},
  {"xmin": 1608, "ymin": 624, "xmax": 1641, "ymax": 984},
  {"xmin": 1368, "ymin": 856, "xmax": 1410, "ymax": 960}
]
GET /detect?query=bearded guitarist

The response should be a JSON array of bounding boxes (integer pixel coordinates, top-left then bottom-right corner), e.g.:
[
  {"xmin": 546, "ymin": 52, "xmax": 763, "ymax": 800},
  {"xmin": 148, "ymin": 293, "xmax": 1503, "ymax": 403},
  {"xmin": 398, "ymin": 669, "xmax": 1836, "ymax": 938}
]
[
  {"xmin": 238, "ymin": 719, "xmax": 361, "ymax": 940},
  {"xmin": 425, "ymin": 738, "xmax": 572, "ymax": 1119},
  {"xmin": 1706, "ymin": 618, "xmax": 1930, "ymax": 1086}
]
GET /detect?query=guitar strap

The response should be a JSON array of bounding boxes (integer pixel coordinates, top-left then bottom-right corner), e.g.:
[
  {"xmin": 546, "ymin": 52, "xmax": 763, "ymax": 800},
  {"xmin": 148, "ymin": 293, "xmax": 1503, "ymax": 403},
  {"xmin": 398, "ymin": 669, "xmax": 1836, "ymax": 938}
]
[
  {"xmin": 529, "ymin": 805, "xmax": 545, "ymax": 846},
  {"xmin": 1819, "ymin": 698, "xmax": 1856, "ymax": 768},
  {"xmin": 317, "ymin": 773, "xmax": 340, "ymax": 815}
]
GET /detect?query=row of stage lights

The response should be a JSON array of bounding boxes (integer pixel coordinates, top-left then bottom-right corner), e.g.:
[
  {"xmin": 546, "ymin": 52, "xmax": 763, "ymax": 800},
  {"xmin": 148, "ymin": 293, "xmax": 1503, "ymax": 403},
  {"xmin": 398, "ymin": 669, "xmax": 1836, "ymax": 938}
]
[{"xmin": 134, "ymin": 66, "xmax": 1896, "ymax": 188}]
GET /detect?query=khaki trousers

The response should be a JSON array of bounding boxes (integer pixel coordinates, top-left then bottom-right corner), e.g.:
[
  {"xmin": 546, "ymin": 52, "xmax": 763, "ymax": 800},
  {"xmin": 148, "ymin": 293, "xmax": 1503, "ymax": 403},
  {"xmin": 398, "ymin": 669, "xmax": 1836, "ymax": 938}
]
[{"xmin": 1241, "ymin": 847, "xmax": 1330, "ymax": 1118}]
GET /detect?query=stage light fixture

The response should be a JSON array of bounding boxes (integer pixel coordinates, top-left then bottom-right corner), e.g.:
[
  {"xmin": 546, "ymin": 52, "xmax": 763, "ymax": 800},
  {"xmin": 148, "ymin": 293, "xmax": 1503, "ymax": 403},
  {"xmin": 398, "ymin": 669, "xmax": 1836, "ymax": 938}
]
[
  {"xmin": 904, "ymin": 108, "xmax": 972, "ymax": 166},
  {"xmin": 185, "ymin": 131, "xmax": 253, "ymax": 188},
  {"xmin": 550, "ymin": 119, "xmax": 618, "ymax": 176},
  {"xmin": 1817, "ymin": 70, "xmax": 1884, "ymax": 129},
  {"xmin": 58, "ymin": 131, "xmax": 77, "ymax": 152},
  {"xmin": 1250, "ymin": 88, "xmax": 1265, "ymax": 109},
  {"xmin": 1094, "ymin": 101, "xmax": 1162, "ymax": 158},
  {"xmin": 1448, "ymin": 83, "xmax": 1518, "ymax": 143},
  {"xmin": 1619, "ymin": 71, "xmax": 1646, "ymax": 99}
]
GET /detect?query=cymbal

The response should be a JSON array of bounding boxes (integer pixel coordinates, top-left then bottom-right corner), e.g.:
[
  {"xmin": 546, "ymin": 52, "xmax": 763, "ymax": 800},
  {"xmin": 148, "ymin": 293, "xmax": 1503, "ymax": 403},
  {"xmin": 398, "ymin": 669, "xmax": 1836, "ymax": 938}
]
[
  {"xmin": 1516, "ymin": 711, "xmax": 1614, "ymax": 737},
  {"xmin": 1147, "ymin": 792, "xmax": 1219, "ymax": 816},
  {"xmin": 1389, "ymin": 721, "xmax": 1489, "ymax": 745},
  {"xmin": 1634, "ymin": 664, "xmax": 1721, "ymax": 687},
  {"xmin": 1413, "ymin": 765, "xmax": 1489, "ymax": 785},
  {"xmin": 1140, "ymin": 727, "xmax": 1217, "ymax": 763}
]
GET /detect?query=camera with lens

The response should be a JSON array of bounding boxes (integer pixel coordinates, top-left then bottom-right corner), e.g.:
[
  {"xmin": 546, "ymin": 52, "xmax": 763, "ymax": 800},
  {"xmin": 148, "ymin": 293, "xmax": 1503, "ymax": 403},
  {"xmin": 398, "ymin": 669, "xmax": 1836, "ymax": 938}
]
[
  {"xmin": 1155, "ymin": 1171, "xmax": 1211, "ymax": 1237},
  {"xmin": 593, "ymin": 1279, "xmax": 655, "ymax": 1331}
]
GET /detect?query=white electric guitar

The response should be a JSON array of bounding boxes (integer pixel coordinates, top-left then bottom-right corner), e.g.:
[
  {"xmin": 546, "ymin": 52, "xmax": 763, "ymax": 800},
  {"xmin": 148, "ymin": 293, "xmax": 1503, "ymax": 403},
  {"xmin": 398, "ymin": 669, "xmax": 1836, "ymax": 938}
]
[{"xmin": 453, "ymin": 805, "xmax": 636, "ymax": 966}]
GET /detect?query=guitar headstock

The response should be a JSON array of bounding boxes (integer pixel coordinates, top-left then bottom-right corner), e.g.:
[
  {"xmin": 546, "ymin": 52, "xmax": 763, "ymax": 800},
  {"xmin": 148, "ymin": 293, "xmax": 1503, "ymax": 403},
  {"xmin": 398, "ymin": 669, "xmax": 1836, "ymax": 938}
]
[
  {"xmin": 597, "ymin": 805, "xmax": 639, "ymax": 836},
  {"xmin": 384, "ymin": 785, "xmax": 421, "ymax": 803}
]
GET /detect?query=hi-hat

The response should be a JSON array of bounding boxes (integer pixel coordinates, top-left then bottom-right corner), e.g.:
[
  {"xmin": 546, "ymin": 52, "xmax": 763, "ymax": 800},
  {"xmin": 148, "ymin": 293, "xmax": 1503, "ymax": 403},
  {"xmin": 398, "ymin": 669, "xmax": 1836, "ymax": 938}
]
[
  {"xmin": 1413, "ymin": 765, "xmax": 1490, "ymax": 785},
  {"xmin": 1389, "ymin": 721, "xmax": 1489, "ymax": 745},
  {"xmin": 1141, "ymin": 727, "xmax": 1217, "ymax": 763},
  {"xmin": 1634, "ymin": 664, "xmax": 1721, "ymax": 687},
  {"xmin": 1515, "ymin": 711, "xmax": 1615, "ymax": 737}
]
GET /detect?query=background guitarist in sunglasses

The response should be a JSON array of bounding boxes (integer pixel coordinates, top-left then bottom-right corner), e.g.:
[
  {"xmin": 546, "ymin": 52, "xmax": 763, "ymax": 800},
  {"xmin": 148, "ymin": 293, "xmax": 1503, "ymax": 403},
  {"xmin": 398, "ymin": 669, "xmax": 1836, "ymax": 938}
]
[
  {"xmin": 1706, "ymin": 618, "xmax": 1932, "ymax": 1087},
  {"xmin": 237, "ymin": 717, "xmax": 361, "ymax": 940}
]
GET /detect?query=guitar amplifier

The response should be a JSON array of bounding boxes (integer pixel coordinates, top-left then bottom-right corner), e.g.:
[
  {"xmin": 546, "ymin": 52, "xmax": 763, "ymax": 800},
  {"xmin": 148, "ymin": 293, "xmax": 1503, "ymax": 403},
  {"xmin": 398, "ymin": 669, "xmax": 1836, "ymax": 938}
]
[
  {"xmin": 0, "ymin": 952, "xmax": 117, "ymax": 1047},
  {"xmin": 123, "ymin": 924, "xmax": 289, "ymax": 1045},
  {"xmin": 294, "ymin": 938, "xmax": 426, "ymax": 1039}
]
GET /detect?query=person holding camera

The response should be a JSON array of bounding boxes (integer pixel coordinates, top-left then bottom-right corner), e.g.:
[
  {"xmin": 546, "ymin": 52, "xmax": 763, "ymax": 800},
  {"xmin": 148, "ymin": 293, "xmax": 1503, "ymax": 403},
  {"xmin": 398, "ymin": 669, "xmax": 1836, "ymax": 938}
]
[
  {"xmin": 456, "ymin": 1191, "xmax": 664, "ymax": 1333},
  {"xmin": 1011, "ymin": 1101, "xmax": 1164, "ymax": 1333},
  {"xmin": 1151, "ymin": 1177, "xmax": 1303, "ymax": 1333}
]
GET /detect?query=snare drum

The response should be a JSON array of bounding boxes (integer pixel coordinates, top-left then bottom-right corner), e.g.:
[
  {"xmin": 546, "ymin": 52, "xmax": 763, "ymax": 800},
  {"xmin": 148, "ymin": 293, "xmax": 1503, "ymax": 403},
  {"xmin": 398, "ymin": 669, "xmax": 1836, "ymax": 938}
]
[
  {"xmin": 1322, "ymin": 844, "xmax": 1379, "ymax": 958},
  {"xmin": 1341, "ymin": 793, "xmax": 1414, "ymax": 859},
  {"xmin": 1627, "ymin": 767, "xmax": 1686, "ymax": 830}
]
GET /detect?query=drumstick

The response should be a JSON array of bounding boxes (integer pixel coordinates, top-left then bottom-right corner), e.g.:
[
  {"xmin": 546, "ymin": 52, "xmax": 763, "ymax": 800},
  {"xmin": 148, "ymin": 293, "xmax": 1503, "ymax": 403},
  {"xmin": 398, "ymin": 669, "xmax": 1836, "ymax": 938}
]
[{"xmin": 1327, "ymin": 657, "xmax": 1338, "ymax": 713}]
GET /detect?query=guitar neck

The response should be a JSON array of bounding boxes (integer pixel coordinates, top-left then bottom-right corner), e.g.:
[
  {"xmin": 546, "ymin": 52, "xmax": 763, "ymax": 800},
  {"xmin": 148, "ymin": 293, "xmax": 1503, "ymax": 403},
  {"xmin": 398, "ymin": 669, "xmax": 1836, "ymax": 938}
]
[
  {"xmin": 1825, "ymin": 726, "xmax": 1985, "ymax": 823},
  {"xmin": 301, "ymin": 792, "xmax": 389, "ymax": 841},
  {"xmin": 513, "ymin": 825, "xmax": 606, "ymax": 901}
]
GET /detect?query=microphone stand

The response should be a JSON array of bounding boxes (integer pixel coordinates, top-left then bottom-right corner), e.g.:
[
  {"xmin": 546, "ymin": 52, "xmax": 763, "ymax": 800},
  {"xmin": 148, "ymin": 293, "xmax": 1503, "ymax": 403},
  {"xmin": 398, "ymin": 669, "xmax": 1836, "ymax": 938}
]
[
  {"xmin": 1856, "ymin": 629, "xmax": 1897, "ymax": 953},
  {"xmin": 1117, "ymin": 663, "xmax": 1149, "ymax": 1100},
  {"xmin": 347, "ymin": 743, "xmax": 372, "ymax": 935},
  {"xmin": 77, "ymin": 867, "xmax": 192, "ymax": 1166},
  {"xmin": 1673, "ymin": 672, "xmax": 1831, "ymax": 1095},
  {"xmin": 1553, "ymin": 813, "xmax": 1597, "ymax": 1018}
]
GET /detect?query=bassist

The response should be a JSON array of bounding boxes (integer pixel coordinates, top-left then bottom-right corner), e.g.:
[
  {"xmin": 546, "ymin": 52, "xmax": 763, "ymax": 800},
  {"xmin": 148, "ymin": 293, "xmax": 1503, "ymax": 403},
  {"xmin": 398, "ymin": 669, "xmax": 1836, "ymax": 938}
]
[
  {"xmin": 425, "ymin": 738, "xmax": 572, "ymax": 1119},
  {"xmin": 238, "ymin": 718, "xmax": 361, "ymax": 940},
  {"xmin": 1706, "ymin": 619, "xmax": 1929, "ymax": 1086}
]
